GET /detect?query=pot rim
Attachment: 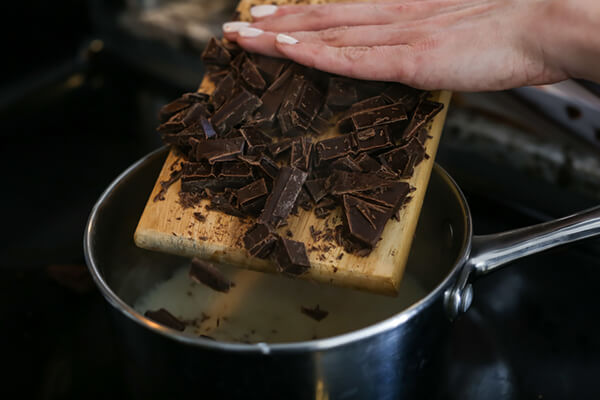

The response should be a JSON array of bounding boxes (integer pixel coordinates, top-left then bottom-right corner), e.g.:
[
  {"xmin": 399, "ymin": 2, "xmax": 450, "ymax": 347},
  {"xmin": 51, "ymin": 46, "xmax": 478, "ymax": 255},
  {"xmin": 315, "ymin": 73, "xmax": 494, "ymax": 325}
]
[{"xmin": 84, "ymin": 147, "xmax": 473, "ymax": 354}]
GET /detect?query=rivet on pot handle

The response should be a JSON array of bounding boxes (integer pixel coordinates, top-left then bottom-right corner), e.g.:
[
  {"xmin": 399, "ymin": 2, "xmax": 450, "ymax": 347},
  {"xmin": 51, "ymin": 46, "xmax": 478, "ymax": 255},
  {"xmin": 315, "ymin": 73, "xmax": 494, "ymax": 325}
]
[{"xmin": 445, "ymin": 205, "xmax": 600, "ymax": 320}]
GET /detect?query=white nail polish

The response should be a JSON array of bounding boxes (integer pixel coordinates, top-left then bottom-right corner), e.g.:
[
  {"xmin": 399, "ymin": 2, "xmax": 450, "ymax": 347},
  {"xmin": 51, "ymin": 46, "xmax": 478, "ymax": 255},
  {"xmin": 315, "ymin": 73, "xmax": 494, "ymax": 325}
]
[
  {"xmin": 250, "ymin": 5, "xmax": 278, "ymax": 18},
  {"xmin": 276, "ymin": 33, "xmax": 298, "ymax": 45},
  {"xmin": 222, "ymin": 21, "xmax": 250, "ymax": 33},
  {"xmin": 239, "ymin": 27, "xmax": 264, "ymax": 38}
]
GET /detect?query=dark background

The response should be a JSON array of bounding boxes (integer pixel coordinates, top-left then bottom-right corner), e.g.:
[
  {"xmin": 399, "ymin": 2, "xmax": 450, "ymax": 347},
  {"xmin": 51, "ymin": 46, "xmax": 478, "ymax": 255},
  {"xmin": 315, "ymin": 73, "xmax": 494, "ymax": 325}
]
[{"xmin": 2, "ymin": 1, "xmax": 600, "ymax": 399}]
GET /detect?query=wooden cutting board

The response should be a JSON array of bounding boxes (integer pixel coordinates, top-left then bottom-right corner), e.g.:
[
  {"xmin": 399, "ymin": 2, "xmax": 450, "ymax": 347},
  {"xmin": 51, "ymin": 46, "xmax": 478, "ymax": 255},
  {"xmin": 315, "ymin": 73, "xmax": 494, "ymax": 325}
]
[{"xmin": 134, "ymin": 0, "xmax": 452, "ymax": 296}]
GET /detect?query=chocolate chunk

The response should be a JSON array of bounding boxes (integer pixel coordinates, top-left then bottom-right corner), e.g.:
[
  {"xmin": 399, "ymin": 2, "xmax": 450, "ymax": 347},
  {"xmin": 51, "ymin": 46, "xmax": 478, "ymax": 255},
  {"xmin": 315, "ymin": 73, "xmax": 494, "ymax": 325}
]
[
  {"xmin": 337, "ymin": 96, "xmax": 388, "ymax": 133},
  {"xmin": 276, "ymin": 237, "xmax": 311, "ymax": 275},
  {"xmin": 157, "ymin": 102, "xmax": 209, "ymax": 135},
  {"xmin": 353, "ymin": 182, "xmax": 411, "ymax": 210},
  {"xmin": 295, "ymin": 188, "xmax": 313, "ymax": 212},
  {"xmin": 180, "ymin": 161, "xmax": 217, "ymax": 192},
  {"xmin": 351, "ymin": 103, "xmax": 407, "ymax": 130},
  {"xmin": 315, "ymin": 134, "xmax": 355, "ymax": 163},
  {"xmin": 192, "ymin": 137, "xmax": 245, "ymax": 164},
  {"xmin": 189, "ymin": 258, "xmax": 233, "ymax": 292},
  {"xmin": 252, "ymin": 54, "xmax": 288, "ymax": 85},
  {"xmin": 254, "ymin": 65, "xmax": 295, "ymax": 125},
  {"xmin": 354, "ymin": 126, "xmax": 393, "ymax": 153},
  {"xmin": 210, "ymin": 88, "xmax": 262, "ymax": 135},
  {"xmin": 330, "ymin": 170, "xmax": 397, "ymax": 195},
  {"xmin": 206, "ymin": 192, "xmax": 245, "ymax": 218},
  {"xmin": 378, "ymin": 147, "xmax": 409, "ymax": 174},
  {"xmin": 290, "ymin": 137, "xmax": 313, "ymax": 172},
  {"xmin": 240, "ymin": 126, "xmax": 273, "ymax": 148},
  {"xmin": 269, "ymin": 138, "xmax": 293, "ymax": 157},
  {"xmin": 326, "ymin": 77, "xmax": 358, "ymax": 109},
  {"xmin": 237, "ymin": 179, "xmax": 268, "ymax": 208},
  {"xmin": 211, "ymin": 72, "xmax": 237, "ymax": 110},
  {"xmin": 354, "ymin": 153, "xmax": 381, "ymax": 172},
  {"xmin": 201, "ymin": 37, "xmax": 231, "ymax": 66},
  {"xmin": 305, "ymin": 178, "xmax": 329, "ymax": 203},
  {"xmin": 258, "ymin": 166, "xmax": 308, "ymax": 229},
  {"xmin": 397, "ymin": 137, "xmax": 428, "ymax": 177},
  {"xmin": 278, "ymin": 76, "xmax": 322, "ymax": 136},
  {"xmin": 241, "ymin": 58, "xmax": 267, "ymax": 90},
  {"xmin": 331, "ymin": 155, "xmax": 362, "ymax": 172},
  {"xmin": 158, "ymin": 95, "xmax": 193, "ymax": 123},
  {"xmin": 300, "ymin": 304, "xmax": 328, "ymax": 321},
  {"xmin": 243, "ymin": 223, "xmax": 278, "ymax": 258},
  {"xmin": 382, "ymin": 84, "xmax": 425, "ymax": 110},
  {"xmin": 218, "ymin": 161, "xmax": 253, "ymax": 187},
  {"xmin": 342, "ymin": 195, "xmax": 393, "ymax": 248},
  {"xmin": 145, "ymin": 309, "xmax": 186, "ymax": 331},
  {"xmin": 401, "ymin": 100, "xmax": 444, "ymax": 140}
]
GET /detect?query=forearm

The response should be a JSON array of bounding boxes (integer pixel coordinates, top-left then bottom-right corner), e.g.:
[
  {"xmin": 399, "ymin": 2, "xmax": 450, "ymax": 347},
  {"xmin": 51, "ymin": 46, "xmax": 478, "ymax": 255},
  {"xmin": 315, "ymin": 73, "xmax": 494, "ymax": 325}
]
[{"xmin": 539, "ymin": 0, "xmax": 600, "ymax": 83}]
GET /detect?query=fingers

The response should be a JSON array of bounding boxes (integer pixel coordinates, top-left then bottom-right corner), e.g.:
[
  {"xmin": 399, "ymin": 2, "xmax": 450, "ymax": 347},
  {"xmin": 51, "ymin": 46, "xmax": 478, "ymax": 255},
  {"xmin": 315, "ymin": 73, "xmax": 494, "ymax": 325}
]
[
  {"xmin": 251, "ymin": 2, "xmax": 408, "ymax": 33},
  {"xmin": 234, "ymin": 29, "xmax": 283, "ymax": 58},
  {"xmin": 274, "ymin": 38, "xmax": 419, "ymax": 84},
  {"xmin": 288, "ymin": 24, "xmax": 433, "ymax": 48},
  {"xmin": 248, "ymin": 0, "xmax": 473, "ymax": 33}
]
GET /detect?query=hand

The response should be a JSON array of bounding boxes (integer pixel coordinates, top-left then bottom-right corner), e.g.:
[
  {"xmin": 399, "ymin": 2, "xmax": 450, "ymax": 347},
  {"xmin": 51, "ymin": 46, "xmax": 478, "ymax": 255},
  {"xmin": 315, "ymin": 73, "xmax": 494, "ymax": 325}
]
[{"xmin": 222, "ymin": 0, "xmax": 598, "ymax": 91}]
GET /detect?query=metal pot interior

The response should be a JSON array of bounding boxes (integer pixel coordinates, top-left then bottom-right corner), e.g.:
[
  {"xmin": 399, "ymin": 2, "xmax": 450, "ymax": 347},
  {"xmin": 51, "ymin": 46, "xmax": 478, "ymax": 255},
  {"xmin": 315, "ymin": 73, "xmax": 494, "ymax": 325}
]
[{"xmin": 86, "ymin": 148, "xmax": 469, "ymax": 344}]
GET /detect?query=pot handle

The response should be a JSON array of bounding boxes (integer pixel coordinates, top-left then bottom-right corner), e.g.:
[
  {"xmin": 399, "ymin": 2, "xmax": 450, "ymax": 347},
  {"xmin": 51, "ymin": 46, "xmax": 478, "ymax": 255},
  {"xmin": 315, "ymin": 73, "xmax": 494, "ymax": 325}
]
[{"xmin": 444, "ymin": 205, "xmax": 600, "ymax": 320}]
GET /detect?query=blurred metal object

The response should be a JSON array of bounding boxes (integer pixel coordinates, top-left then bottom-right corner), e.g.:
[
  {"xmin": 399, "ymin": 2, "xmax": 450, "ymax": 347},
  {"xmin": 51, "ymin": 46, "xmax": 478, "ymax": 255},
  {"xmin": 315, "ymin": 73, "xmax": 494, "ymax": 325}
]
[
  {"xmin": 119, "ymin": 0, "xmax": 237, "ymax": 49},
  {"xmin": 513, "ymin": 80, "xmax": 600, "ymax": 149}
]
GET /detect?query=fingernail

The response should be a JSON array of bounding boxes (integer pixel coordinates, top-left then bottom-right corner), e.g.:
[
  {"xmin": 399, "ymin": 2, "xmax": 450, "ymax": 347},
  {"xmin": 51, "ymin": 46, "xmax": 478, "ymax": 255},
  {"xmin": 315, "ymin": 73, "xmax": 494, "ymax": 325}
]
[
  {"xmin": 239, "ymin": 27, "xmax": 264, "ymax": 37},
  {"xmin": 276, "ymin": 34, "xmax": 298, "ymax": 45},
  {"xmin": 222, "ymin": 21, "xmax": 250, "ymax": 33},
  {"xmin": 250, "ymin": 5, "xmax": 278, "ymax": 18}
]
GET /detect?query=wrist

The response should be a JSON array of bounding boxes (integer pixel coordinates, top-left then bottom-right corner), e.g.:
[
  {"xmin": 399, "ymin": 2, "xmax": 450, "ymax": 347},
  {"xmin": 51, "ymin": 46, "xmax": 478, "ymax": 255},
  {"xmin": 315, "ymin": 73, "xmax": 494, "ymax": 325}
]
[{"xmin": 536, "ymin": 0, "xmax": 600, "ymax": 83}]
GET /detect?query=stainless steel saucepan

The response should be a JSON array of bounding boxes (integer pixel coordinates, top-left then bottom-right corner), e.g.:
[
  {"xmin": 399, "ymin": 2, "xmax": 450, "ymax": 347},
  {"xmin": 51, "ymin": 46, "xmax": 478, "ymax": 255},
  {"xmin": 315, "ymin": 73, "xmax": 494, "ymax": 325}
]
[{"xmin": 84, "ymin": 147, "xmax": 600, "ymax": 399}]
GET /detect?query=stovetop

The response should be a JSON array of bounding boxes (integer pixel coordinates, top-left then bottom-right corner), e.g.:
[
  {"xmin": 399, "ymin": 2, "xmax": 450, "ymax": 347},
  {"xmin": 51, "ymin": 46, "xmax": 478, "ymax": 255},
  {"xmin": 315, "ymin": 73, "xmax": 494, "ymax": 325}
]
[{"xmin": 2, "ymin": 7, "xmax": 600, "ymax": 398}]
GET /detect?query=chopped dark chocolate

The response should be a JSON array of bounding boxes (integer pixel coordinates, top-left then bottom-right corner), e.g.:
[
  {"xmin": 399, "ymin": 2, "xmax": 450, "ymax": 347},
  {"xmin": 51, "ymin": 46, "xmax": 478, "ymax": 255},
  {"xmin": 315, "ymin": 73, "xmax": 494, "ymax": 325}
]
[
  {"xmin": 315, "ymin": 134, "xmax": 355, "ymax": 163},
  {"xmin": 189, "ymin": 258, "xmax": 233, "ymax": 292},
  {"xmin": 330, "ymin": 170, "xmax": 398, "ymax": 195},
  {"xmin": 305, "ymin": 178, "xmax": 329, "ymax": 203},
  {"xmin": 254, "ymin": 65, "xmax": 295, "ymax": 124},
  {"xmin": 237, "ymin": 179, "xmax": 268, "ymax": 208},
  {"xmin": 201, "ymin": 37, "xmax": 231, "ymax": 66},
  {"xmin": 401, "ymin": 100, "xmax": 444, "ymax": 140},
  {"xmin": 258, "ymin": 166, "xmax": 308, "ymax": 229},
  {"xmin": 241, "ymin": 58, "xmax": 267, "ymax": 90},
  {"xmin": 192, "ymin": 137, "xmax": 245, "ymax": 164},
  {"xmin": 240, "ymin": 126, "xmax": 272, "ymax": 148},
  {"xmin": 300, "ymin": 304, "xmax": 328, "ymax": 321},
  {"xmin": 331, "ymin": 155, "xmax": 362, "ymax": 172},
  {"xmin": 342, "ymin": 195, "xmax": 393, "ymax": 248},
  {"xmin": 243, "ymin": 223, "xmax": 278, "ymax": 258},
  {"xmin": 353, "ymin": 126, "xmax": 393, "ymax": 153},
  {"xmin": 211, "ymin": 72, "xmax": 237, "ymax": 110},
  {"xmin": 210, "ymin": 88, "xmax": 262, "ymax": 135},
  {"xmin": 354, "ymin": 153, "xmax": 382, "ymax": 172},
  {"xmin": 276, "ymin": 237, "xmax": 311, "ymax": 275},
  {"xmin": 252, "ymin": 54, "xmax": 288, "ymax": 85},
  {"xmin": 351, "ymin": 103, "xmax": 407, "ymax": 130},
  {"xmin": 290, "ymin": 137, "xmax": 313, "ymax": 172},
  {"xmin": 326, "ymin": 77, "xmax": 358, "ymax": 110},
  {"xmin": 156, "ymin": 39, "xmax": 440, "ymax": 262},
  {"xmin": 145, "ymin": 309, "xmax": 186, "ymax": 331}
]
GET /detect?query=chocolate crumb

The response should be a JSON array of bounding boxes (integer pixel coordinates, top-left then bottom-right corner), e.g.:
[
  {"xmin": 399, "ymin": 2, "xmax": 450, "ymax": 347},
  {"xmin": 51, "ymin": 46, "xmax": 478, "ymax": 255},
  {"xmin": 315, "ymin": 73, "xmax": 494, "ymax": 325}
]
[
  {"xmin": 301, "ymin": 304, "xmax": 329, "ymax": 322},
  {"xmin": 144, "ymin": 309, "xmax": 186, "ymax": 331},
  {"xmin": 193, "ymin": 212, "xmax": 206, "ymax": 222}
]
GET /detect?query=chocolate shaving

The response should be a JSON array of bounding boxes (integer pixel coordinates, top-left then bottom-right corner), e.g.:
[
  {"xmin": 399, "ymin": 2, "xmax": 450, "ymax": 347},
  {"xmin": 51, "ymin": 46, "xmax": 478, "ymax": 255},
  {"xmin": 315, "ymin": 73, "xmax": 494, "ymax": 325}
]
[
  {"xmin": 300, "ymin": 304, "xmax": 329, "ymax": 321},
  {"xmin": 145, "ymin": 309, "xmax": 186, "ymax": 331},
  {"xmin": 189, "ymin": 257, "xmax": 233, "ymax": 292}
]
